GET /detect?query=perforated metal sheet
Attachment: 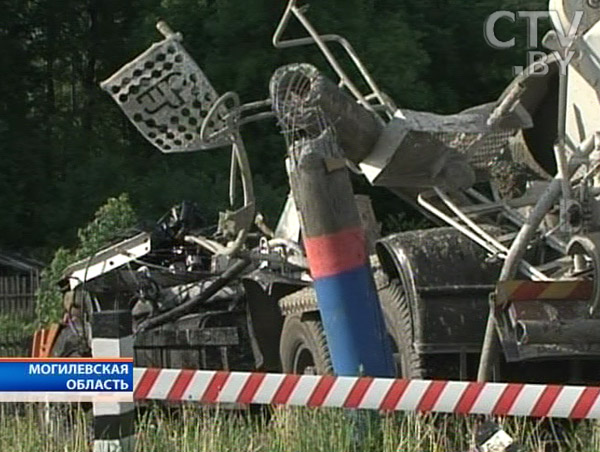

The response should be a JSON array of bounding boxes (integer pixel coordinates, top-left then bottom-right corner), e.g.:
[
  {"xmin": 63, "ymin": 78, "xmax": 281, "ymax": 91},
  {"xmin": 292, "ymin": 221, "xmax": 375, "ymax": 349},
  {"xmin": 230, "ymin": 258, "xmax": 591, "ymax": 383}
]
[{"xmin": 101, "ymin": 36, "xmax": 229, "ymax": 153}]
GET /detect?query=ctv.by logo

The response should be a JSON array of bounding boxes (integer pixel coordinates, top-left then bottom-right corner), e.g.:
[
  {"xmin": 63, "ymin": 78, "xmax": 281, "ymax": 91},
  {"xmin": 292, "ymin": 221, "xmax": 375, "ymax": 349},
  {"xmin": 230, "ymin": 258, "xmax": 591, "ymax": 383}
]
[{"xmin": 484, "ymin": 11, "xmax": 584, "ymax": 76}]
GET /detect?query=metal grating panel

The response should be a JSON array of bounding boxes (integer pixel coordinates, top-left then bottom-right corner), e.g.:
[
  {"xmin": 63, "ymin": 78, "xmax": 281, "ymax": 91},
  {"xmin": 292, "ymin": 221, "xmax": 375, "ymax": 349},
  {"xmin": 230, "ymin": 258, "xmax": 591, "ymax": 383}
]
[
  {"xmin": 101, "ymin": 36, "xmax": 230, "ymax": 153},
  {"xmin": 435, "ymin": 130, "xmax": 514, "ymax": 170}
]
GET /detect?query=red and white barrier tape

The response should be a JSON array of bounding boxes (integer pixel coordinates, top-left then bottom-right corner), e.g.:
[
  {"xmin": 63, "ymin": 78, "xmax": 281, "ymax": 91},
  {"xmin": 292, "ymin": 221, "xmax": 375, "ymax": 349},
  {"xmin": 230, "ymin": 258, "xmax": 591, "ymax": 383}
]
[{"xmin": 133, "ymin": 368, "xmax": 600, "ymax": 419}]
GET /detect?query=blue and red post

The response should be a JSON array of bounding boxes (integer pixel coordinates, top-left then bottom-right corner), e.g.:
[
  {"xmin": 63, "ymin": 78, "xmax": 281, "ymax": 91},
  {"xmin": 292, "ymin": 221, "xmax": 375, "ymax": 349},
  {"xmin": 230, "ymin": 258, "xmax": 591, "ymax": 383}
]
[{"xmin": 288, "ymin": 136, "xmax": 395, "ymax": 377}]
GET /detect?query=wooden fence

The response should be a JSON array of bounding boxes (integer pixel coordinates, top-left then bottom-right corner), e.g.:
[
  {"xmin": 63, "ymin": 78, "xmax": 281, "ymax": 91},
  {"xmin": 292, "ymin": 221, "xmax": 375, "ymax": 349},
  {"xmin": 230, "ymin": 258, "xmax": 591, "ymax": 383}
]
[
  {"xmin": 0, "ymin": 271, "xmax": 39, "ymax": 356},
  {"xmin": 0, "ymin": 271, "xmax": 39, "ymax": 319}
]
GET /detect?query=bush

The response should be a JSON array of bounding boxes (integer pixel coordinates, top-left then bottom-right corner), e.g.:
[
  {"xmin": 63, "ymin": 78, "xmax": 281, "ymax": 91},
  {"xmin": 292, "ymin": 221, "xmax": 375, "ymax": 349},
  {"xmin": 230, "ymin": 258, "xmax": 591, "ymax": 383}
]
[
  {"xmin": 35, "ymin": 194, "xmax": 138, "ymax": 327},
  {"xmin": 0, "ymin": 315, "xmax": 36, "ymax": 340}
]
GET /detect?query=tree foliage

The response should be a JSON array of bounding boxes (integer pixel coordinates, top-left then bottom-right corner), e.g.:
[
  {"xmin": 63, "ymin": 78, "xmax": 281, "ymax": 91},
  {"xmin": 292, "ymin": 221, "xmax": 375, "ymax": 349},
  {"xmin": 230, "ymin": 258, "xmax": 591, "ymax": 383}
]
[{"xmin": 35, "ymin": 194, "xmax": 137, "ymax": 326}]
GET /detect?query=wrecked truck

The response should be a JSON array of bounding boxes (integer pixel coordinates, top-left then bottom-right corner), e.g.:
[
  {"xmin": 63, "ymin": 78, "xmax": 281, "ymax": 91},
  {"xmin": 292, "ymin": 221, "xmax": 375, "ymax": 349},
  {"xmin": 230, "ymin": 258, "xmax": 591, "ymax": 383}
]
[{"xmin": 35, "ymin": 0, "xmax": 600, "ymax": 385}]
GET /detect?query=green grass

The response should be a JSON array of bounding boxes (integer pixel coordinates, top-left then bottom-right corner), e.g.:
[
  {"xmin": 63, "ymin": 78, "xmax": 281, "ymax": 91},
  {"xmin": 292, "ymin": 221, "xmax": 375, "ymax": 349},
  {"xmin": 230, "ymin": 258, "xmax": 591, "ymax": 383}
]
[{"xmin": 1, "ymin": 404, "xmax": 599, "ymax": 452}]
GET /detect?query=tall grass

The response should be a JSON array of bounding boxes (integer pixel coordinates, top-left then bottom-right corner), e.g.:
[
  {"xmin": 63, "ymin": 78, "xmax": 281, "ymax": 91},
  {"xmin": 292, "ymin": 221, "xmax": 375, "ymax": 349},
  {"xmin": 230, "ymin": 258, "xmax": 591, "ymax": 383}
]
[{"xmin": 0, "ymin": 404, "xmax": 599, "ymax": 452}]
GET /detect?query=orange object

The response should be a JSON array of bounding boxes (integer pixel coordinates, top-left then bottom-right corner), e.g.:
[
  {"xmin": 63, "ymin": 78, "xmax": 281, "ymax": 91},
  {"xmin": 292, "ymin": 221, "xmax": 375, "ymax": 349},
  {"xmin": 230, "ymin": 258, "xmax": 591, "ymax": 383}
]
[{"xmin": 31, "ymin": 324, "xmax": 61, "ymax": 358}]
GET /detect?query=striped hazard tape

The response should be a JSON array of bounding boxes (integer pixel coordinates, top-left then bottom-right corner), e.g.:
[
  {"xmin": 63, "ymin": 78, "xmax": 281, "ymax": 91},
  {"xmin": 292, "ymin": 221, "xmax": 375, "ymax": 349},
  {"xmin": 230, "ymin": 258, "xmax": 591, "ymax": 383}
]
[
  {"xmin": 496, "ymin": 280, "xmax": 593, "ymax": 304},
  {"xmin": 133, "ymin": 368, "xmax": 600, "ymax": 419}
]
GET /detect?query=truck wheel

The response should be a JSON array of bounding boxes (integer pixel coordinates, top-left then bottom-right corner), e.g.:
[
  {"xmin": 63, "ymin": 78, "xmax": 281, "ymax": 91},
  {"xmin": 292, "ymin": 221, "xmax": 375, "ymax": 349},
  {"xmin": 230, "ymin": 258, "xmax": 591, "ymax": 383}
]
[
  {"xmin": 280, "ymin": 313, "xmax": 333, "ymax": 375},
  {"xmin": 378, "ymin": 278, "xmax": 425, "ymax": 379}
]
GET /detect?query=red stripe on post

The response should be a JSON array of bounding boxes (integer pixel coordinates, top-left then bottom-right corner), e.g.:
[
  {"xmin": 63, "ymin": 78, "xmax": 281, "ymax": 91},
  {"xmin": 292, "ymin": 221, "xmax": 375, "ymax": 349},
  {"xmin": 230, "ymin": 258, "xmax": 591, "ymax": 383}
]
[
  {"xmin": 272, "ymin": 374, "xmax": 301, "ymax": 405},
  {"xmin": 417, "ymin": 381, "xmax": 448, "ymax": 413},
  {"xmin": 134, "ymin": 368, "xmax": 161, "ymax": 400},
  {"xmin": 531, "ymin": 385, "xmax": 562, "ymax": 418},
  {"xmin": 455, "ymin": 382, "xmax": 485, "ymax": 414},
  {"xmin": 308, "ymin": 375, "xmax": 337, "ymax": 407},
  {"xmin": 570, "ymin": 387, "xmax": 600, "ymax": 419},
  {"xmin": 379, "ymin": 379, "xmax": 410, "ymax": 411},
  {"xmin": 303, "ymin": 227, "xmax": 367, "ymax": 279},
  {"xmin": 167, "ymin": 369, "xmax": 196, "ymax": 402},
  {"xmin": 344, "ymin": 377, "xmax": 373, "ymax": 408},
  {"xmin": 493, "ymin": 384, "xmax": 524, "ymax": 415},
  {"xmin": 236, "ymin": 373, "xmax": 267, "ymax": 404},
  {"xmin": 201, "ymin": 371, "xmax": 230, "ymax": 403}
]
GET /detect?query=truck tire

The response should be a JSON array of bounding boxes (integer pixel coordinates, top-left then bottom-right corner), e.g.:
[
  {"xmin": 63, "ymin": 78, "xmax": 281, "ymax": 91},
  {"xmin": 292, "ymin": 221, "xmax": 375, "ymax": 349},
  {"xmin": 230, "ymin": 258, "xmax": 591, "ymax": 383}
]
[
  {"xmin": 279, "ymin": 312, "xmax": 333, "ymax": 375},
  {"xmin": 378, "ymin": 278, "xmax": 425, "ymax": 379}
]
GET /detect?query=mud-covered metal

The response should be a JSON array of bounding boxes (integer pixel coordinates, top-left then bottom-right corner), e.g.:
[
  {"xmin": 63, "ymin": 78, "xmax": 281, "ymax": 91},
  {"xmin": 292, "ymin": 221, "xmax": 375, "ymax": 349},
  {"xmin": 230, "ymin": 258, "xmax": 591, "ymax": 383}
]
[
  {"xmin": 376, "ymin": 228, "xmax": 499, "ymax": 355},
  {"xmin": 270, "ymin": 63, "xmax": 382, "ymax": 163}
]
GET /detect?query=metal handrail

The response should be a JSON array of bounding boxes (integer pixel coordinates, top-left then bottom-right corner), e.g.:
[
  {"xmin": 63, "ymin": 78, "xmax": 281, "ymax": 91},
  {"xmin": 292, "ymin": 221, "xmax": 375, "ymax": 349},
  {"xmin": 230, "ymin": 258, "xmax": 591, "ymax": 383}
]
[{"xmin": 273, "ymin": 0, "xmax": 394, "ymax": 118}]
